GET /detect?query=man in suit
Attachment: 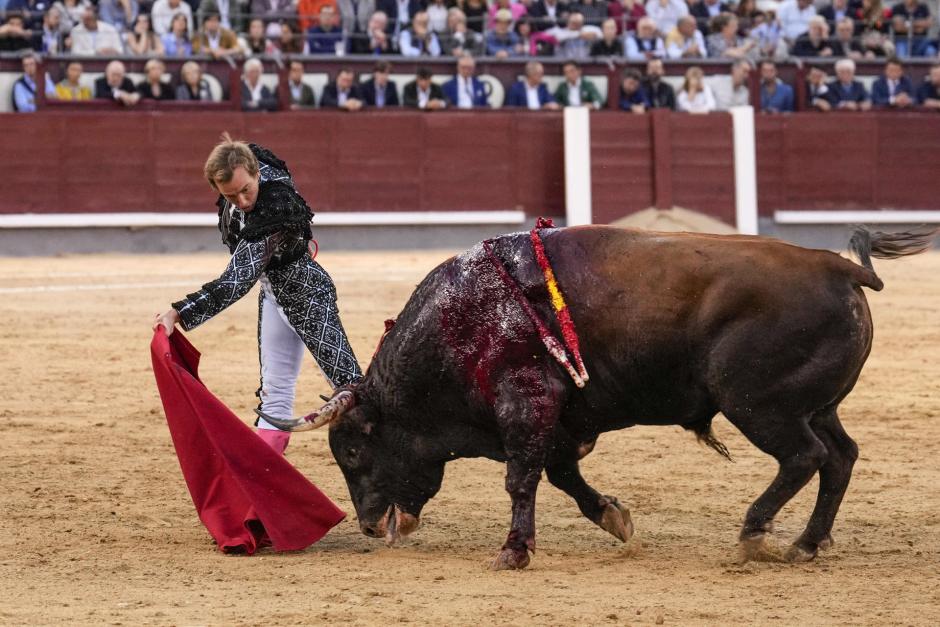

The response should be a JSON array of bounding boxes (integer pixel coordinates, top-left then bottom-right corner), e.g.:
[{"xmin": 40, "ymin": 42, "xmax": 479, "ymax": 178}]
[
  {"xmin": 506, "ymin": 61, "xmax": 560, "ymax": 110},
  {"xmin": 442, "ymin": 54, "xmax": 490, "ymax": 109},
  {"xmin": 93, "ymin": 60, "xmax": 141, "ymax": 106},
  {"xmin": 241, "ymin": 57, "xmax": 278, "ymax": 112},
  {"xmin": 806, "ymin": 65, "xmax": 834, "ymax": 111},
  {"xmin": 403, "ymin": 67, "xmax": 447, "ymax": 110},
  {"xmin": 871, "ymin": 58, "xmax": 915, "ymax": 109},
  {"xmin": 554, "ymin": 60, "xmax": 603, "ymax": 109},
  {"xmin": 828, "ymin": 58, "xmax": 871, "ymax": 111},
  {"xmin": 321, "ymin": 68, "xmax": 365, "ymax": 110},
  {"xmin": 916, "ymin": 63, "xmax": 940, "ymax": 109},
  {"xmin": 360, "ymin": 60, "xmax": 400, "ymax": 107},
  {"xmin": 642, "ymin": 58, "xmax": 676, "ymax": 110},
  {"xmin": 287, "ymin": 61, "xmax": 316, "ymax": 110},
  {"xmin": 528, "ymin": 0, "xmax": 568, "ymax": 32}
]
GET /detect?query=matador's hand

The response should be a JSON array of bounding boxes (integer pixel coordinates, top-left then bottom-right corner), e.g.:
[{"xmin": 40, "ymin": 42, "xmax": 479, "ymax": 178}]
[{"xmin": 153, "ymin": 309, "xmax": 180, "ymax": 336}]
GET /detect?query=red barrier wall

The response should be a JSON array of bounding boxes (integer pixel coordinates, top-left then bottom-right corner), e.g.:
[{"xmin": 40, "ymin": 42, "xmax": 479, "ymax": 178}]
[{"xmin": 1, "ymin": 110, "xmax": 938, "ymax": 224}]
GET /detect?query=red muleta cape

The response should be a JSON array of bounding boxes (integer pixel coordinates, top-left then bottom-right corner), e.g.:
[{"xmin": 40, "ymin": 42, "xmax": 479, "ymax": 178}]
[{"xmin": 150, "ymin": 329, "xmax": 345, "ymax": 554}]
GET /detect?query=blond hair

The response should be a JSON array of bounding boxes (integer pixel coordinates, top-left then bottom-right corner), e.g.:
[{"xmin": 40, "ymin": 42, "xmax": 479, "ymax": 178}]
[{"xmin": 203, "ymin": 132, "xmax": 258, "ymax": 190}]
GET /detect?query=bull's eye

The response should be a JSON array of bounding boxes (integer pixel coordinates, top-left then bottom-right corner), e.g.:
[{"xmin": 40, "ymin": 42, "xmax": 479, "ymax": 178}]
[{"xmin": 346, "ymin": 447, "xmax": 358, "ymax": 459}]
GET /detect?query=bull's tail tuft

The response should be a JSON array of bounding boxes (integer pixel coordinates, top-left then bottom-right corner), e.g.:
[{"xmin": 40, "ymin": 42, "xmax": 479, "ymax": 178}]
[
  {"xmin": 687, "ymin": 418, "xmax": 733, "ymax": 462},
  {"xmin": 847, "ymin": 226, "xmax": 939, "ymax": 292}
]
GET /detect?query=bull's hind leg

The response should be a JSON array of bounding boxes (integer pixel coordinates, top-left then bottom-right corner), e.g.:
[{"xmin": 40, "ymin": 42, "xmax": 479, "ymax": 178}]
[
  {"xmin": 788, "ymin": 409, "xmax": 859, "ymax": 561},
  {"xmin": 726, "ymin": 412, "xmax": 829, "ymax": 562},
  {"xmin": 491, "ymin": 369, "xmax": 564, "ymax": 571}
]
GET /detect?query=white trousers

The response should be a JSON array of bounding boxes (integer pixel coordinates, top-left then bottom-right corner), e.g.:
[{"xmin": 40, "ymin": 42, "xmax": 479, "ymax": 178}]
[{"xmin": 256, "ymin": 281, "xmax": 307, "ymax": 431}]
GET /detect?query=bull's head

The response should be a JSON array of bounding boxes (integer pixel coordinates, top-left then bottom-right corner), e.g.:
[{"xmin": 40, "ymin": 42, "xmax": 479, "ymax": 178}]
[{"xmin": 256, "ymin": 390, "xmax": 445, "ymax": 546}]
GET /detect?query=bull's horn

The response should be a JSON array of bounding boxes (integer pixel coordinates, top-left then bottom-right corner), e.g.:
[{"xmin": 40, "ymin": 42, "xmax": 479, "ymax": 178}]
[{"xmin": 254, "ymin": 390, "xmax": 356, "ymax": 432}]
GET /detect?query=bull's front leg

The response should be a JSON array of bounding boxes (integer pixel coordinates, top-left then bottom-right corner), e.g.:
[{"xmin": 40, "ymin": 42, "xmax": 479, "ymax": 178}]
[{"xmin": 491, "ymin": 370, "xmax": 563, "ymax": 571}]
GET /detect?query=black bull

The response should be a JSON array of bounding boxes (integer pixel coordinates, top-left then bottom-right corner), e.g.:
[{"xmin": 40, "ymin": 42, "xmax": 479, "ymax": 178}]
[{"xmin": 261, "ymin": 225, "xmax": 936, "ymax": 569}]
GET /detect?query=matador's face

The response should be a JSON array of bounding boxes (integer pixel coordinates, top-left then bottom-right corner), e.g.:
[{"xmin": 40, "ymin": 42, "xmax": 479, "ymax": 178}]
[{"xmin": 217, "ymin": 166, "xmax": 260, "ymax": 212}]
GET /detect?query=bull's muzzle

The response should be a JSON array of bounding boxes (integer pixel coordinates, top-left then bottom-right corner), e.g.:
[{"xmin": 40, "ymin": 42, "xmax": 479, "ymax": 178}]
[{"xmin": 361, "ymin": 505, "xmax": 419, "ymax": 547}]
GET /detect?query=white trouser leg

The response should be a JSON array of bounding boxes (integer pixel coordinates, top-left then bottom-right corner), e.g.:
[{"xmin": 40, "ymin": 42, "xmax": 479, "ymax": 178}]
[{"xmin": 256, "ymin": 285, "xmax": 305, "ymax": 431}]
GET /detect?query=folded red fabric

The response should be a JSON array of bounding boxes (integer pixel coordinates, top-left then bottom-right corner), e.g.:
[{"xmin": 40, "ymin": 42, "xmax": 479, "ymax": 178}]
[{"xmin": 150, "ymin": 329, "xmax": 345, "ymax": 554}]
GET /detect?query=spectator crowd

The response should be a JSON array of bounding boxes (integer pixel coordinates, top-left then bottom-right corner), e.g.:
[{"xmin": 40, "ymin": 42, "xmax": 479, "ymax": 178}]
[{"xmin": 4, "ymin": 0, "xmax": 940, "ymax": 112}]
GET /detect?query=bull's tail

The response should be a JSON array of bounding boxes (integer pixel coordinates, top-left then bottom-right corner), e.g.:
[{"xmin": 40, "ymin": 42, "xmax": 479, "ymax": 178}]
[
  {"xmin": 686, "ymin": 417, "xmax": 733, "ymax": 461},
  {"xmin": 847, "ymin": 226, "xmax": 939, "ymax": 292}
]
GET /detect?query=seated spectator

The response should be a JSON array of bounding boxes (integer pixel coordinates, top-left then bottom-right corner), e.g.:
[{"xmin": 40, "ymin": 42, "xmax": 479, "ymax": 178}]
[
  {"xmin": 676, "ymin": 66, "xmax": 715, "ymax": 113},
  {"xmin": 442, "ymin": 54, "xmax": 490, "ymax": 109},
  {"xmin": 349, "ymin": 10, "xmax": 392, "ymax": 54},
  {"xmin": 12, "ymin": 53, "xmax": 55, "ymax": 112},
  {"xmin": 644, "ymin": 0, "xmax": 689, "ymax": 35},
  {"xmin": 625, "ymin": 17, "xmax": 665, "ymax": 60},
  {"xmin": 125, "ymin": 14, "xmax": 165, "ymax": 56},
  {"xmin": 515, "ymin": 16, "xmax": 539, "ymax": 54},
  {"xmin": 758, "ymin": 60, "xmax": 793, "ymax": 113},
  {"xmin": 93, "ymin": 60, "xmax": 140, "ymax": 106},
  {"xmin": 777, "ymin": 0, "xmax": 816, "ymax": 43},
  {"xmin": 439, "ymin": 8, "xmax": 484, "ymax": 56},
  {"xmin": 608, "ymin": 0, "xmax": 646, "ymax": 35},
  {"xmin": 426, "ymin": 0, "xmax": 450, "ymax": 33},
  {"xmin": 53, "ymin": 0, "xmax": 90, "ymax": 33},
  {"xmin": 736, "ymin": 0, "xmax": 760, "ymax": 30},
  {"xmin": 285, "ymin": 60, "xmax": 315, "ymax": 109},
  {"xmin": 486, "ymin": 8, "xmax": 520, "ymax": 57},
  {"xmin": 275, "ymin": 20, "xmax": 309, "ymax": 54},
  {"xmin": 643, "ymin": 58, "xmax": 675, "ymax": 109},
  {"xmin": 399, "ymin": 10, "xmax": 442, "ymax": 56},
  {"xmin": 39, "ymin": 7, "xmax": 64, "ymax": 54},
  {"xmin": 487, "ymin": 0, "xmax": 527, "ymax": 30},
  {"xmin": 805, "ymin": 66, "xmax": 833, "ymax": 111},
  {"xmin": 360, "ymin": 60, "xmax": 399, "ymax": 107},
  {"xmin": 852, "ymin": 0, "xmax": 893, "ymax": 56},
  {"xmin": 819, "ymin": 0, "xmax": 856, "ymax": 28},
  {"xmin": 0, "ymin": 13, "xmax": 33, "ymax": 53},
  {"xmin": 791, "ymin": 16, "xmax": 843, "ymax": 57},
  {"xmin": 241, "ymin": 58, "xmax": 278, "ymax": 112},
  {"xmin": 462, "ymin": 0, "xmax": 487, "ymax": 34},
  {"xmin": 297, "ymin": 0, "xmax": 336, "ymax": 33},
  {"xmin": 666, "ymin": 15, "xmax": 707, "ymax": 59},
  {"xmin": 243, "ymin": 18, "xmax": 275, "ymax": 55},
  {"xmin": 916, "ymin": 63, "xmax": 940, "ymax": 109},
  {"xmin": 749, "ymin": 11, "xmax": 784, "ymax": 58},
  {"xmin": 377, "ymin": 0, "xmax": 422, "ymax": 35},
  {"xmin": 891, "ymin": 0, "xmax": 935, "ymax": 58},
  {"xmin": 403, "ymin": 67, "xmax": 446, "ymax": 110},
  {"xmin": 550, "ymin": 12, "xmax": 601, "ymax": 59},
  {"xmin": 321, "ymin": 68, "xmax": 364, "ymax": 110},
  {"xmin": 162, "ymin": 13, "xmax": 192, "ymax": 57},
  {"xmin": 192, "ymin": 11, "xmax": 240, "ymax": 58},
  {"xmin": 175, "ymin": 61, "xmax": 212, "ymax": 100},
  {"xmin": 871, "ymin": 57, "xmax": 915, "ymax": 108},
  {"xmin": 54, "ymin": 60, "xmax": 92, "ymax": 100},
  {"xmin": 706, "ymin": 14, "xmax": 756, "ymax": 59},
  {"xmin": 197, "ymin": 0, "xmax": 236, "ymax": 32},
  {"xmin": 137, "ymin": 58, "xmax": 174, "ymax": 100},
  {"xmin": 308, "ymin": 5, "xmax": 344, "ymax": 54},
  {"xmin": 569, "ymin": 0, "xmax": 607, "ymax": 25},
  {"xmin": 590, "ymin": 18, "xmax": 624, "ymax": 56},
  {"xmin": 97, "ymin": 0, "xmax": 137, "ymax": 32},
  {"xmin": 506, "ymin": 61, "xmax": 560, "ymax": 110},
  {"xmin": 834, "ymin": 17, "xmax": 864, "ymax": 58},
  {"xmin": 151, "ymin": 0, "xmax": 192, "ymax": 36},
  {"xmin": 619, "ymin": 68, "xmax": 650, "ymax": 113},
  {"xmin": 828, "ymin": 57, "xmax": 871, "ymax": 110},
  {"xmin": 251, "ymin": 0, "xmax": 296, "ymax": 37},
  {"xmin": 713, "ymin": 58, "xmax": 752, "ymax": 110},
  {"xmin": 70, "ymin": 6, "xmax": 124, "ymax": 55},
  {"xmin": 529, "ymin": 0, "xmax": 568, "ymax": 32},
  {"xmin": 555, "ymin": 60, "xmax": 603, "ymax": 108},
  {"xmin": 691, "ymin": 0, "xmax": 731, "ymax": 30}
]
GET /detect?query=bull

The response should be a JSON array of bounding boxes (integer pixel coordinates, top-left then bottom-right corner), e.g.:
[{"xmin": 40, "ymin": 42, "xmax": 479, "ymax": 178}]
[{"xmin": 260, "ymin": 225, "xmax": 936, "ymax": 569}]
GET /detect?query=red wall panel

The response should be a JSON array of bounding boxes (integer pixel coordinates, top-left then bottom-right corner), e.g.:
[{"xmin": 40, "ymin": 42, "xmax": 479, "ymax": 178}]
[{"xmin": 589, "ymin": 113, "xmax": 654, "ymax": 224}]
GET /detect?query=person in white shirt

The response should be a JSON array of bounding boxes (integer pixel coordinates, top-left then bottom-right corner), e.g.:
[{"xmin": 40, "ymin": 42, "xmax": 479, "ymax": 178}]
[
  {"xmin": 151, "ymin": 0, "xmax": 194, "ymax": 36},
  {"xmin": 676, "ymin": 65, "xmax": 716, "ymax": 113},
  {"xmin": 712, "ymin": 58, "xmax": 752, "ymax": 110},
  {"xmin": 665, "ymin": 15, "xmax": 707, "ymax": 59},
  {"xmin": 644, "ymin": 0, "xmax": 689, "ymax": 35},
  {"xmin": 549, "ymin": 12, "xmax": 602, "ymax": 59},
  {"xmin": 69, "ymin": 6, "xmax": 124, "ymax": 55},
  {"xmin": 777, "ymin": 0, "xmax": 816, "ymax": 43}
]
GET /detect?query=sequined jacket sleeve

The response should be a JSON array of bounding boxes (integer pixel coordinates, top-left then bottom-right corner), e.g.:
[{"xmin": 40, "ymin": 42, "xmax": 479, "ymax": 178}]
[{"xmin": 172, "ymin": 234, "xmax": 276, "ymax": 331}]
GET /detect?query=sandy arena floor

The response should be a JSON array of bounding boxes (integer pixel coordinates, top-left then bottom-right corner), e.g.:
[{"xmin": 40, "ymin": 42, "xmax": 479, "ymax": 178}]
[{"xmin": 0, "ymin": 246, "xmax": 938, "ymax": 626}]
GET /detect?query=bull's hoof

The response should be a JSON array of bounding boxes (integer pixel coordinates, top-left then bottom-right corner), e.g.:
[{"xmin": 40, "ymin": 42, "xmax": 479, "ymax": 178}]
[
  {"xmin": 491, "ymin": 547, "xmax": 531, "ymax": 571},
  {"xmin": 784, "ymin": 542, "xmax": 818, "ymax": 563},
  {"xmin": 818, "ymin": 534, "xmax": 834, "ymax": 551},
  {"xmin": 738, "ymin": 533, "xmax": 786, "ymax": 563},
  {"xmin": 596, "ymin": 497, "xmax": 634, "ymax": 543}
]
